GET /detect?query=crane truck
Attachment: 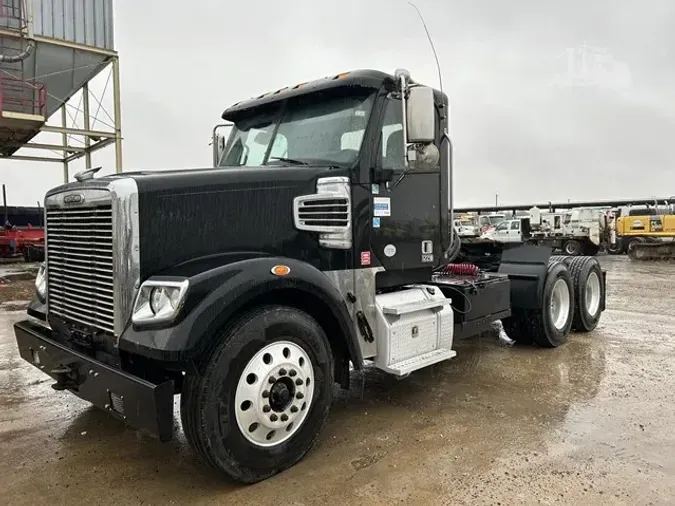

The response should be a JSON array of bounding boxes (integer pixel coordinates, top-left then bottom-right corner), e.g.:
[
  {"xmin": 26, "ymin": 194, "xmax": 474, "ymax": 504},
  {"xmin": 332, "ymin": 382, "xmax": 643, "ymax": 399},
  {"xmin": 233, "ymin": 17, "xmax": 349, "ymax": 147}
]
[{"xmin": 13, "ymin": 68, "xmax": 607, "ymax": 483}]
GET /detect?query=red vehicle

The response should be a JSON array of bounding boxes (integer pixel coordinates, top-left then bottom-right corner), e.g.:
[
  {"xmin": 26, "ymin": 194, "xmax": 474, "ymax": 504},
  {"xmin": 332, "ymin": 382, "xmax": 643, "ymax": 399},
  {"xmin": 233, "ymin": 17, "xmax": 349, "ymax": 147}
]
[{"xmin": 0, "ymin": 224, "xmax": 45, "ymax": 261}]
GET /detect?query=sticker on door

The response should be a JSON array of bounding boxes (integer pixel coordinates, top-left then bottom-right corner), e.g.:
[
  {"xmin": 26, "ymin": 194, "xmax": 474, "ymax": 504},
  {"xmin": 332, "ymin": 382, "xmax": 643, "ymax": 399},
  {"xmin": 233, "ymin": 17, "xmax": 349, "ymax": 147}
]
[{"xmin": 373, "ymin": 197, "xmax": 391, "ymax": 217}]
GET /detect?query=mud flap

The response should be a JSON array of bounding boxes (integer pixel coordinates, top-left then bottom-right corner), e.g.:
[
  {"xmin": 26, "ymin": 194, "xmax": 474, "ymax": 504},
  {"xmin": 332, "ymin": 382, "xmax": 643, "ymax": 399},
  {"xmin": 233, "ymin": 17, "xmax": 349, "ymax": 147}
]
[{"xmin": 497, "ymin": 243, "xmax": 552, "ymax": 310}]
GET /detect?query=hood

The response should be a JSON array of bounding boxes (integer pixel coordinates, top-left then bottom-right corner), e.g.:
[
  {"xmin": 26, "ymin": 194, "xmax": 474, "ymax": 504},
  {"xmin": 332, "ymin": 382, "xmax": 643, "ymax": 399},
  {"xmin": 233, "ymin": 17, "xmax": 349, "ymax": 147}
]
[{"xmin": 126, "ymin": 166, "xmax": 349, "ymax": 277}]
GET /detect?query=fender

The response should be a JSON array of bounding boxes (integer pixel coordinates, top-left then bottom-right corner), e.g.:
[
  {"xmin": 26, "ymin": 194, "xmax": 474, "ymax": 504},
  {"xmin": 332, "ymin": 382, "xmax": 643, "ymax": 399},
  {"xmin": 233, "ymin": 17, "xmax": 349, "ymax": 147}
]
[
  {"xmin": 498, "ymin": 243, "xmax": 553, "ymax": 310},
  {"xmin": 118, "ymin": 255, "xmax": 363, "ymax": 368}
]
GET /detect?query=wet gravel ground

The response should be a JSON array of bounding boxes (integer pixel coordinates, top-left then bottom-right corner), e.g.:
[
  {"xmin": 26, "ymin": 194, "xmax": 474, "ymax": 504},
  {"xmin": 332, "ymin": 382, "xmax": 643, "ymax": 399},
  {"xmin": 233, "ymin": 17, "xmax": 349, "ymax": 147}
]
[{"xmin": 1, "ymin": 256, "xmax": 674, "ymax": 505}]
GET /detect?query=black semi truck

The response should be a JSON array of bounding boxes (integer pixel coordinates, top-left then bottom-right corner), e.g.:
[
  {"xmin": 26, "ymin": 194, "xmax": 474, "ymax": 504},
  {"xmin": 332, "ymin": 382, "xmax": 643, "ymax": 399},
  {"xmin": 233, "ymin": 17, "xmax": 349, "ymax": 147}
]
[{"xmin": 13, "ymin": 68, "xmax": 606, "ymax": 483}]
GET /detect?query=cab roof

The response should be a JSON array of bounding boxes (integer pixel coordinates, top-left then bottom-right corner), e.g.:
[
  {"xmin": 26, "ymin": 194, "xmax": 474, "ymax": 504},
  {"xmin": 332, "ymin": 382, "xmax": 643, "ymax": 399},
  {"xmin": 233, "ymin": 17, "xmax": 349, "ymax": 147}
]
[{"xmin": 221, "ymin": 69, "xmax": 396, "ymax": 121}]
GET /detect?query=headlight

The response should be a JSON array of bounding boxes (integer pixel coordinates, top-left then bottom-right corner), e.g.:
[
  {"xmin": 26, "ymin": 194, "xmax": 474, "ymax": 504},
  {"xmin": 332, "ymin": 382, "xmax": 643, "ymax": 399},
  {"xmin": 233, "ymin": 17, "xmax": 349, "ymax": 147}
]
[
  {"xmin": 132, "ymin": 279, "xmax": 189, "ymax": 325},
  {"xmin": 35, "ymin": 263, "xmax": 46, "ymax": 301}
]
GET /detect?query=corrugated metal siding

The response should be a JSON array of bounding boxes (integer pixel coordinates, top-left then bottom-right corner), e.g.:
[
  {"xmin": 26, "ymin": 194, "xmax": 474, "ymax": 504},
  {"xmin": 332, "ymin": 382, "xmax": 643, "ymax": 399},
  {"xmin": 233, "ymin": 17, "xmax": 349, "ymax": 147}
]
[{"xmin": 32, "ymin": 0, "xmax": 114, "ymax": 50}]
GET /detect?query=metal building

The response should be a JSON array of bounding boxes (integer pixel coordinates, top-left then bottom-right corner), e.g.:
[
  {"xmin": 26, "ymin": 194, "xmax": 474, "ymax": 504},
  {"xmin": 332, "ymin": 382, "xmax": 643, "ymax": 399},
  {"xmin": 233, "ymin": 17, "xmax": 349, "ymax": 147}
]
[{"xmin": 0, "ymin": 0, "xmax": 121, "ymax": 182}]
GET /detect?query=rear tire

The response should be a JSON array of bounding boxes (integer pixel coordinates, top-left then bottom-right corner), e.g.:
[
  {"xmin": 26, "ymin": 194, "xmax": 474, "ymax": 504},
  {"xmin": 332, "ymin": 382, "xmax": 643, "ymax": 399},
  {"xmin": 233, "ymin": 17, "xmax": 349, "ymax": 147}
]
[
  {"xmin": 563, "ymin": 240, "xmax": 582, "ymax": 256},
  {"xmin": 565, "ymin": 257, "xmax": 604, "ymax": 332},
  {"xmin": 180, "ymin": 305, "xmax": 334, "ymax": 483},
  {"xmin": 502, "ymin": 261, "xmax": 574, "ymax": 348}
]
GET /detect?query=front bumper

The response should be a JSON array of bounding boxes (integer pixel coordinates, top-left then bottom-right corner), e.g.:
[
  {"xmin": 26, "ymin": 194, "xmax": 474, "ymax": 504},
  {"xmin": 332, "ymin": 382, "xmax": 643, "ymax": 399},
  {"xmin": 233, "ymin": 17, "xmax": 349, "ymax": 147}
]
[{"xmin": 14, "ymin": 320, "xmax": 174, "ymax": 442}]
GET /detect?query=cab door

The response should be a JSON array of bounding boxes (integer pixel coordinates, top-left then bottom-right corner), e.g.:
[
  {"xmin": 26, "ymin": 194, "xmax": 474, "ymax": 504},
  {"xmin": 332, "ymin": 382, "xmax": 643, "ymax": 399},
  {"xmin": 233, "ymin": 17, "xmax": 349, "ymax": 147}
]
[
  {"xmin": 508, "ymin": 219, "xmax": 522, "ymax": 242},
  {"xmin": 368, "ymin": 95, "xmax": 442, "ymax": 271}
]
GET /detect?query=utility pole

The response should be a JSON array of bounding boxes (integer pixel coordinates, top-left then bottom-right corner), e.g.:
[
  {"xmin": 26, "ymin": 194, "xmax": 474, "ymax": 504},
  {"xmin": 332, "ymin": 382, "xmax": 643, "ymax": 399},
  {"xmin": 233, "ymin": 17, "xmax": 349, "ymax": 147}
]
[{"xmin": 495, "ymin": 194, "xmax": 498, "ymax": 206}]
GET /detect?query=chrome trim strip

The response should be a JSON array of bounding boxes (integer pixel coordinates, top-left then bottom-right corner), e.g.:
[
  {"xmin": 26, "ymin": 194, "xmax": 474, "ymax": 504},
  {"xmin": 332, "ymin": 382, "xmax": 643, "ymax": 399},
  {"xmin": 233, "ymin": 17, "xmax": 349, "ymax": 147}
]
[
  {"xmin": 323, "ymin": 267, "xmax": 383, "ymax": 359},
  {"xmin": 109, "ymin": 178, "xmax": 140, "ymax": 337}
]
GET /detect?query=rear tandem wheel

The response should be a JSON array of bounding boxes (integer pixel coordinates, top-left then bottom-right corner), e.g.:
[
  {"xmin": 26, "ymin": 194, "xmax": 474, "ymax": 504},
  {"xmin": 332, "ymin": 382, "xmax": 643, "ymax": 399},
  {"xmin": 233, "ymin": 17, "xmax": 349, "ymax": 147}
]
[
  {"xmin": 502, "ymin": 260, "xmax": 575, "ymax": 348},
  {"xmin": 550, "ymin": 255, "xmax": 604, "ymax": 332}
]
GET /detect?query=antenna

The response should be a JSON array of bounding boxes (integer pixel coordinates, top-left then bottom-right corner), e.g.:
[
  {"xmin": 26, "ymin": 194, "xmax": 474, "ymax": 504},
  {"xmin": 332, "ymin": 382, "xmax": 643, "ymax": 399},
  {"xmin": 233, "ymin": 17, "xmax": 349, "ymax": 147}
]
[{"xmin": 408, "ymin": 1, "xmax": 443, "ymax": 93}]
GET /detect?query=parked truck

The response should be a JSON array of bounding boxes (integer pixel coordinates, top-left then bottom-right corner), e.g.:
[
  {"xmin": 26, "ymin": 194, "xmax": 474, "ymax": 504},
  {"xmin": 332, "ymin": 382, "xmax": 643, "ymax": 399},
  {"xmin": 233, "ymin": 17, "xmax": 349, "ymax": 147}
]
[
  {"xmin": 481, "ymin": 206, "xmax": 613, "ymax": 256},
  {"xmin": 13, "ymin": 68, "xmax": 607, "ymax": 483}
]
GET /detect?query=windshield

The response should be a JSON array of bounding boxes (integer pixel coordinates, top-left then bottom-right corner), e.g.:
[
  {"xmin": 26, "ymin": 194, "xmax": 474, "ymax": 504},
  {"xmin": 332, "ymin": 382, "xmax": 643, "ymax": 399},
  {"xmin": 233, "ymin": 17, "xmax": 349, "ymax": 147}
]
[
  {"xmin": 460, "ymin": 220, "xmax": 474, "ymax": 226},
  {"xmin": 218, "ymin": 91, "xmax": 376, "ymax": 168},
  {"xmin": 488, "ymin": 215, "xmax": 505, "ymax": 225}
]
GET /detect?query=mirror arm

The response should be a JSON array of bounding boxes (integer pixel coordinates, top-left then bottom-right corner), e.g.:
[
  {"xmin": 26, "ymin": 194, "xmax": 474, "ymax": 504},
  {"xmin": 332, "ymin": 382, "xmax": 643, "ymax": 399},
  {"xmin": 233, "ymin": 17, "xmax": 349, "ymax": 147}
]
[{"xmin": 398, "ymin": 74, "xmax": 409, "ymax": 169}]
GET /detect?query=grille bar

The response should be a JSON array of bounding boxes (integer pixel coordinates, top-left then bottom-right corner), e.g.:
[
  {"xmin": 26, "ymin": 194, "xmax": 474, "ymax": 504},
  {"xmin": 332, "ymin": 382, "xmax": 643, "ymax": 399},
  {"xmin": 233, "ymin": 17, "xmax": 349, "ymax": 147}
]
[{"xmin": 46, "ymin": 204, "xmax": 115, "ymax": 334}]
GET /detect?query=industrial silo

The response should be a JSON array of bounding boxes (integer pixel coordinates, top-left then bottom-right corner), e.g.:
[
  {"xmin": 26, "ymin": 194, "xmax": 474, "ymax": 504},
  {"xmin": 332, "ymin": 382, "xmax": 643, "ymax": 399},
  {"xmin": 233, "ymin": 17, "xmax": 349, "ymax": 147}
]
[{"xmin": 0, "ymin": 0, "xmax": 121, "ymax": 181}]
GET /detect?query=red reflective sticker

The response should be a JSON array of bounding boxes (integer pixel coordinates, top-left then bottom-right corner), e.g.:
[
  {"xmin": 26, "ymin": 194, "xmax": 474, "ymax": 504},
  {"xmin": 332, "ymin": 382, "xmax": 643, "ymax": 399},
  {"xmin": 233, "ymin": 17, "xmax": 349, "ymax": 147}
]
[{"xmin": 360, "ymin": 251, "xmax": 371, "ymax": 266}]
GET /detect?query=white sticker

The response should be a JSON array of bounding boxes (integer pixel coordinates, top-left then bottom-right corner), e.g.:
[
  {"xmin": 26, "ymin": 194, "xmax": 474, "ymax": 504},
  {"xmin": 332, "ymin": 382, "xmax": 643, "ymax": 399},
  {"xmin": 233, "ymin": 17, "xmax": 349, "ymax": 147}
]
[
  {"xmin": 384, "ymin": 244, "xmax": 397, "ymax": 257},
  {"xmin": 373, "ymin": 197, "xmax": 391, "ymax": 217},
  {"xmin": 371, "ymin": 183, "xmax": 380, "ymax": 195},
  {"xmin": 421, "ymin": 240, "xmax": 433, "ymax": 254},
  {"xmin": 422, "ymin": 253, "xmax": 434, "ymax": 263}
]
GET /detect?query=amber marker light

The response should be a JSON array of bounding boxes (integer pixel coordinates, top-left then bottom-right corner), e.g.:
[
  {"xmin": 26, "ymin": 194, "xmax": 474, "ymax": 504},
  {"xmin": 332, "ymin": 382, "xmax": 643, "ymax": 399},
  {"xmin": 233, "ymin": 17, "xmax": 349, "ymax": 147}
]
[{"xmin": 271, "ymin": 265, "xmax": 291, "ymax": 276}]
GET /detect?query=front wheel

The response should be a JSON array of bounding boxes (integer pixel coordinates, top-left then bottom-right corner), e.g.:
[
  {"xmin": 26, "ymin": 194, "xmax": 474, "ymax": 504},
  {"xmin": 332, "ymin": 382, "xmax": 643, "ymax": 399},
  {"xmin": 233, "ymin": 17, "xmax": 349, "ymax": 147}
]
[{"xmin": 180, "ymin": 305, "xmax": 334, "ymax": 483}]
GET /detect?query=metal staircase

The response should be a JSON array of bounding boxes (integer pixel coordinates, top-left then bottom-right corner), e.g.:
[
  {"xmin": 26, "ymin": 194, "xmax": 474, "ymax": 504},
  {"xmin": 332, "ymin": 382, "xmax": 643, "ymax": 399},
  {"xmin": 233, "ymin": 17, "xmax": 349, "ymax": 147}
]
[{"xmin": 0, "ymin": 0, "xmax": 46, "ymax": 156}]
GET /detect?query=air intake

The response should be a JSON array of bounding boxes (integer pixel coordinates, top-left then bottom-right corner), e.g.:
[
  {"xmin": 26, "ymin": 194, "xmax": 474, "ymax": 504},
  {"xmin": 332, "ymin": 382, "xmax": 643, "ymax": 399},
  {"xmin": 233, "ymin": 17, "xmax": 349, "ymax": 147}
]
[{"xmin": 293, "ymin": 176, "xmax": 352, "ymax": 249}]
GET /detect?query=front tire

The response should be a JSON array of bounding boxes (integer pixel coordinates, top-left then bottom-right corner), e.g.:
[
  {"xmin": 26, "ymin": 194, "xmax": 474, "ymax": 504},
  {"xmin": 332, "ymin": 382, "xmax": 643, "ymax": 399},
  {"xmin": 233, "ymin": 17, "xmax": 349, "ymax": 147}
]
[{"xmin": 181, "ymin": 305, "xmax": 334, "ymax": 483}]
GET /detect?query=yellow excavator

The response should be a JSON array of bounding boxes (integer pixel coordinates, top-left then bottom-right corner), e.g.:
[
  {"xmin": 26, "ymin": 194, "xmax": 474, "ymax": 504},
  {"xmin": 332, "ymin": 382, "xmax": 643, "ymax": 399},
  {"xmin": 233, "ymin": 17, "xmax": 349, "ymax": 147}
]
[{"xmin": 612, "ymin": 213, "xmax": 675, "ymax": 260}]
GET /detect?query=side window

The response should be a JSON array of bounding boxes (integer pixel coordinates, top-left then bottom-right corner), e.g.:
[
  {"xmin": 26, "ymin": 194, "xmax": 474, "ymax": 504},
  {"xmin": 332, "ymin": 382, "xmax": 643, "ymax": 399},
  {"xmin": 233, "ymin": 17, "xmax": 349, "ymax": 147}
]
[
  {"xmin": 510, "ymin": 220, "xmax": 520, "ymax": 230},
  {"xmin": 495, "ymin": 221, "xmax": 509, "ymax": 231},
  {"xmin": 380, "ymin": 98, "xmax": 404, "ymax": 170}
]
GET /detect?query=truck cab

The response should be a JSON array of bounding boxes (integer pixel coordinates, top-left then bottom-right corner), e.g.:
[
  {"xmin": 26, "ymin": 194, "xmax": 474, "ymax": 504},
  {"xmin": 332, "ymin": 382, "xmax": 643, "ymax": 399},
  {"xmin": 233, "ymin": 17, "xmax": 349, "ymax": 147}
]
[
  {"xmin": 13, "ymin": 68, "xmax": 607, "ymax": 484},
  {"xmin": 481, "ymin": 218, "xmax": 523, "ymax": 243}
]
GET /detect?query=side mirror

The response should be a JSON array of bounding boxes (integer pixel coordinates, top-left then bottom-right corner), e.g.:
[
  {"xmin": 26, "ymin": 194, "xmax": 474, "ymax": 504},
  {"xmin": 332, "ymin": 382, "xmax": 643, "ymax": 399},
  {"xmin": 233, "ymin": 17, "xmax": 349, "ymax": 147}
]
[{"xmin": 406, "ymin": 86, "xmax": 435, "ymax": 143}]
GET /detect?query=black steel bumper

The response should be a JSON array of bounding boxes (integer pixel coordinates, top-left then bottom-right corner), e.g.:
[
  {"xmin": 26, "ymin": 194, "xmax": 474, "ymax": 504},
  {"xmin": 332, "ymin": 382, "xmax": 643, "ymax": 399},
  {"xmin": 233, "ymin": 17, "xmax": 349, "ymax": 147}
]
[{"xmin": 14, "ymin": 320, "xmax": 174, "ymax": 442}]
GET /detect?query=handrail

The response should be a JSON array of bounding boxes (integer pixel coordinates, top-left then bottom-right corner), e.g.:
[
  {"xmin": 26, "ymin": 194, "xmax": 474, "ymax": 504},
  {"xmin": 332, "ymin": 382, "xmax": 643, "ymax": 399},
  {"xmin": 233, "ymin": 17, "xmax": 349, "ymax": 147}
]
[{"xmin": 0, "ymin": 76, "xmax": 46, "ymax": 116}]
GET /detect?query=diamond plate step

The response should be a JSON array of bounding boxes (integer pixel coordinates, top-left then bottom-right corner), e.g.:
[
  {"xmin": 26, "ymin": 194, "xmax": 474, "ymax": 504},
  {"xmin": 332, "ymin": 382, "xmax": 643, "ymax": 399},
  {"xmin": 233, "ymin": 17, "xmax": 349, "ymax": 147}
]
[{"xmin": 383, "ymin": 348, "xmax": 457, "ymax": 376}]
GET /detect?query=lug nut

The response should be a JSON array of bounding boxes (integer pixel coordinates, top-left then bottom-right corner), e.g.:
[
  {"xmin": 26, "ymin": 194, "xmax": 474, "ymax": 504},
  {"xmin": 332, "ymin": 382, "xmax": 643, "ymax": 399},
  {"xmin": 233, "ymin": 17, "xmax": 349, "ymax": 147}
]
[
  {"xmin": 281, "ymin": 414, "xmax": 288, "ymax": 422},
  {"xmin": 289, "ymin": 369, "xmax": 297, "ymax": 377},
  {"xmin": 270, "ymin": 414, "xmax": 278, "ymax": 422},
  {"xmin": 296, "ymin": 392, "xmax": 304, "ymax": 400},
  {"xmin": 263, "ymin": 405, "xmax": 271, "ymax": 413},
  {"xmin": 291, "ymin": 406, "xmax": 299, "ymax": 413},
  {"xmin": 279, "ymin": 368, "xmax": 287, "ymax": 376},
  {"xmin": 295, "ymin": 378, "xmax": 303, "ymax": 386},
  {"xmin": 262, "ymin": 390, "xmax": 270, "ymax": 398},
  {"xmin": 269, "ymin": 376, "xmax": 276, "ymax": 384}
]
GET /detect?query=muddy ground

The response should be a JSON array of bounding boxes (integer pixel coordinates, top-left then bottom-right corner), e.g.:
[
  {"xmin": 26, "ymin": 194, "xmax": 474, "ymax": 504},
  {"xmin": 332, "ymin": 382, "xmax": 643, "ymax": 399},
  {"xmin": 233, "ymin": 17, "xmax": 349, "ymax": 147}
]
[{"xmin": 1, "ymin": 257, "xmax": 674, "ymax": 505}]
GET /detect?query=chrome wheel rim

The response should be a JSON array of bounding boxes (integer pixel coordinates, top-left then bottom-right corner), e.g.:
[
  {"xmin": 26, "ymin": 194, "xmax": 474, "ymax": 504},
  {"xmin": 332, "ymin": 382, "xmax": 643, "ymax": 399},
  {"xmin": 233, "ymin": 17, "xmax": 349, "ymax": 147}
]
[
  {"xmin": 234, "ymin": 341, "xmax": 314, "ymax": 448},
  {"xmin": 550, "ymin": 278, "xmax": 571, "ymax": 330},
  {"xmin": 585, "ymin": 271, "xmax": 601, "ymax": 317}
]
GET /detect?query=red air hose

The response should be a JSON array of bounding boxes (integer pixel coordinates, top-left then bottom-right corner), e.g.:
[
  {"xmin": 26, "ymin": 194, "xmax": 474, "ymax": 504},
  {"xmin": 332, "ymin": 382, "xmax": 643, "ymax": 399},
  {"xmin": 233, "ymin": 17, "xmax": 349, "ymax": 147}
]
[{"xmin": 442, "ymin": 263, "xmax": 480, "ymax": 276}]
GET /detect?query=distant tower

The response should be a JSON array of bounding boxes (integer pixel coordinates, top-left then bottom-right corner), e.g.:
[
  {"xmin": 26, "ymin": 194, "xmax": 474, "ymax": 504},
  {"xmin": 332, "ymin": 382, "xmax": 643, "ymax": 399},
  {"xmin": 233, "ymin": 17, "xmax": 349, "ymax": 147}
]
[{"xmin": 0, "ymin": 0, "xmax": 121, "ymax": 182}]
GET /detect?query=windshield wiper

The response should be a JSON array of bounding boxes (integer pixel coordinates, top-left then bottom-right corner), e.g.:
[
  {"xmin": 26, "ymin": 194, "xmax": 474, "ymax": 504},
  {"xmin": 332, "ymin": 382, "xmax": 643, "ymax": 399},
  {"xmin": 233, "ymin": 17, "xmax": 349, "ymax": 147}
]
[{"xmin": 268, "ymin": 157, "xmax": 309, "ymax": 166}]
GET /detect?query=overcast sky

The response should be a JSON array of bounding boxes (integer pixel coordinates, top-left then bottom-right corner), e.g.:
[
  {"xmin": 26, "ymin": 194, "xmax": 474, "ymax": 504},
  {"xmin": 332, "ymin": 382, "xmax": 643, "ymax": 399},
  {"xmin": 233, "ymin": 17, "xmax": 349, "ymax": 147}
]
[{"xmin": 1, "ymin": 0, "xmax": 674, "ymax": 207}]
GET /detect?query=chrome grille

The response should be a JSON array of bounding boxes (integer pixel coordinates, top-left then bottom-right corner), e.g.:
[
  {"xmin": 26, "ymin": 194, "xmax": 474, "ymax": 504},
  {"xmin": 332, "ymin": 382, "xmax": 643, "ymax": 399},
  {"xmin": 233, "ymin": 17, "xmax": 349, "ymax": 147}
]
[{"xmin": 46, "ymin": 204, "xmax": 115, "ymax": 334}]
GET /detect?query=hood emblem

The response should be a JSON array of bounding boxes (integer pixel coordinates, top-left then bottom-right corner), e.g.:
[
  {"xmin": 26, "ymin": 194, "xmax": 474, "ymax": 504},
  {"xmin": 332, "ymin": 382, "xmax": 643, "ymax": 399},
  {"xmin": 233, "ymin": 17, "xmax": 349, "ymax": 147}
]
[{"xmin": 63, "ymin": 193, "xmax": 84, "ymax": 204}]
